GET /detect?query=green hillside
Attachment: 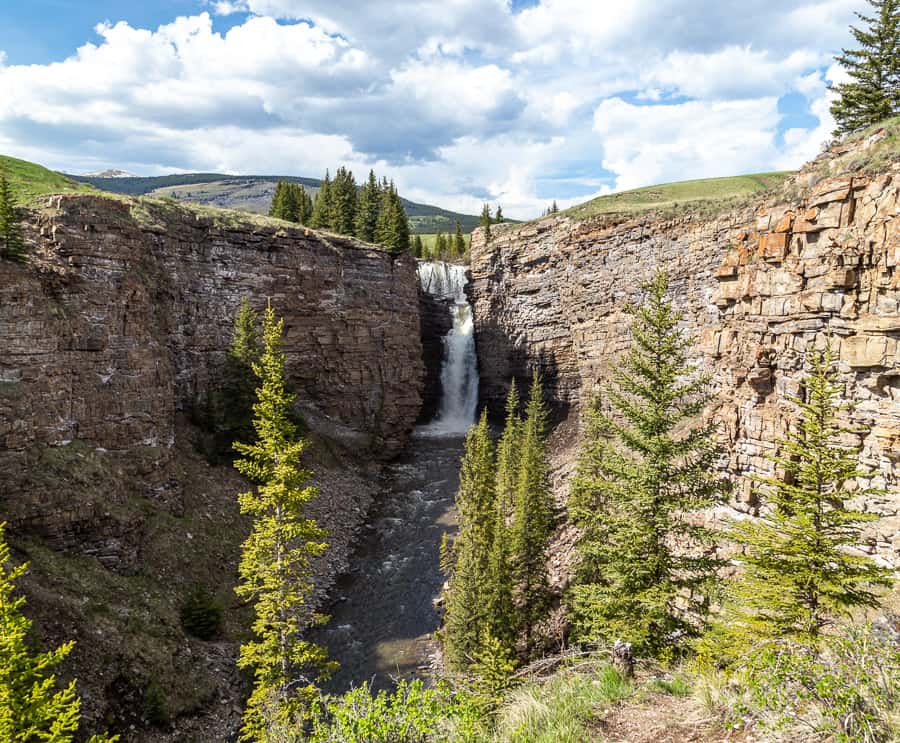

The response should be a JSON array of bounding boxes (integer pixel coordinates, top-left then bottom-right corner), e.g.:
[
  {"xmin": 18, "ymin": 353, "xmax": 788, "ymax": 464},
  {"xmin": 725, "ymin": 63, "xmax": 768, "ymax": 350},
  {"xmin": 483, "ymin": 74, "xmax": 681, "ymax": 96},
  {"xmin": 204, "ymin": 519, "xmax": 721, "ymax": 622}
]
[
  {"xmin": 563, "ymin": 172, "xmax": 792, "ymax": 221},
  {"xmin": 71, "ymin": 172, "xmax": 483, "ymax": 234},
  {"xmin": 0, "ymin": 155, "xmax": 95, "ymax": 203}
]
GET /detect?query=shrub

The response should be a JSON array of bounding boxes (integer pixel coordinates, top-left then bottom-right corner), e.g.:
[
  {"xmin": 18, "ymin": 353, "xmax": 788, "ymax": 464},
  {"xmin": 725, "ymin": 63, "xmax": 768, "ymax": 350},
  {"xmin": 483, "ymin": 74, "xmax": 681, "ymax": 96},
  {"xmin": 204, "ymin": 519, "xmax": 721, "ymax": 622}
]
[
  {"xmin": 179, "ymin": 585, "xmax": 223, "ymax": 640},
  {"xmin": 738, "ymin": 624, "xmax": 900, "ymax": 742}
]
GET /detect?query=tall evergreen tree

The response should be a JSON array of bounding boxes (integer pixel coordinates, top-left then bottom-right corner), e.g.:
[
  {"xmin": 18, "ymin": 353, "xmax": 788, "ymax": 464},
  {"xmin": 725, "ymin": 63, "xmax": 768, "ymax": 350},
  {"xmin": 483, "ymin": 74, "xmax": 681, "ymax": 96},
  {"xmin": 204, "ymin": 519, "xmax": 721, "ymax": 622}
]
[
  {"xmin": 310, "ymin": 170, "xmax": 333, "ymax": 231},
  {"xmin": 329, "ymin": 167, "xmax": 358, "ymax": 235},
  {"xmin": 374, "ymin": 182, "xmax": 410, "ymax": 253},
  {"xmin": 441, "ymin": 412, "xmax": 497, "ymax": 670},
  {"xmin": 453, "ymin": 221, "xmax": 466, "ymax": 258},
  {"xmin": 480, "ymin": 204, "xmax": 492, "ymax": 242},
  {"xmin": 354, "ymin": 170, "xmax": 380, "ymax": 242},
  {"xmin": 510, "ymin": 372, "xmax": 553, "ymax": 657},
  {"xmin": 435, "ymin": 232, "xmax": 447, "ymax": 259},
  {"xmin": 412, "ymin": 234, "xmax": 424, "ymax": 259},
  {"xmin": 724, "ymin": 349, "xmax": 893, "ymax": 648},
  {"xmin": 486, "ymin": 382, "xmax": 521, "ymax": 649},
  {"xmin": 551, "ymin": 200, "xmax": 559, "ymax": 214},
  {"xmin": 0, "ymin": 175, "xmax": 27, "ymax": 262},
  {"xmin": 234, "ymin": 304, "xmax": 334, "ymax": 740},
  {"xmin": 495, "ymin": 205, "xmax": 503, "ymax": 224},
  {"xmin": 830, "ymin": 0, "xmax": 900, "ymax": 135},
  {"xmin": 0, "ymin": 524, "xmax": 118, "ymax": 743},
  {"xmin": 215, "ymin": 298, "xmax": 261, "ymax": 452},
  {"xmin": 568, "ymin": 271, "xmax": 729, "ymax": 658},
  {"xmin": 269, "ymin": 181, "xmax": 288, "ymax": 220},
  {"xmin": 295, "ymin": 185, "xmax": 313, "ymax": 224}
]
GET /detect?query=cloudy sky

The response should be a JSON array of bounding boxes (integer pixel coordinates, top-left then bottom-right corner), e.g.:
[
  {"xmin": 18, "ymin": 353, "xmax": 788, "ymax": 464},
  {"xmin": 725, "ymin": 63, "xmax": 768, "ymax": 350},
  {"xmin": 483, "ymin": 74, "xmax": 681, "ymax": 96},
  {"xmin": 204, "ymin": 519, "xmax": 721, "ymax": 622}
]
[{"xmin": 0, "ymin": 0, "xmax": 862, "ymax": 218}]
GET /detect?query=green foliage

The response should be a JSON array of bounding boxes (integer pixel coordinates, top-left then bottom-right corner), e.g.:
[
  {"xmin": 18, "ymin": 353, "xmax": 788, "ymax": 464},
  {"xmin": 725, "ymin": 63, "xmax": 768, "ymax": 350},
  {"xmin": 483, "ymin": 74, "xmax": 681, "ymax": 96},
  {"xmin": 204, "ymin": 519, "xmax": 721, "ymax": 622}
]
[
  {"xmin": 269, "ymin": 181, "xmax": 313, "ymax": 224},
  {"xmin": 329, "ymin": 167, "xmax": 358, "ymax": 235},
  {"xmin": 310, "ymin": 170, "xmax": 334, "ymax": 231},
  {"xmin": 468, "ymin": 631, "xmax": 520, "ymax": 714},
  {"xmin": 510, "ymin": 373, "xmax": 554, "ymax": 658},
  {"xmin": 485, "ymin": 384, "xmax": 520, "ymax": 648},
  {"xmin": 412, "ymin": 234, "xmax": 424, "ymax": 258},
  {"xmin": 723, "ymin": 349, "xmax": 893, "ymax": 649},
  {"xmin": 568, "ymin": 271, "xmax": 729, "ymax": 658},
  {"xmin": 179, "ymin": 584, "xmax": 223, "ymax": 641},
  {"xmin": 0, "ymin": 523, "xmax": 118, "ymax": 742},
  {"xmin": 308, "ymin": 680, "xmax": 450, "ymax": 743},
  {"xmin": 355, "ymin": 171, "xmax": 381, "ymax": 243},
  {"xmin": 738, "ymin": 625, "xmax": 900, "ymax": 742},
  {"xmin": 442, "ymin": 412, "xmax": 499, "ymax": 670},
  {"xmin": 0, "ymin": 155, "xmax": 95, "ymax": 204},
  {"xmin": 453, "ymin": 221, "xmax": 466, "ymax": 259},
  {"xmin": 830, "ymin": 0, "xmax": 900, "ymax": 135},
  {"xmin": 479, "ymin": 204, "xmax": 492, "ymax": 242},
  {"xmin": 375, "ymin": 180, "xmax": 411, "ymax": 253},
  {"xmin": 494, "ymin": 206, "xmax": 503, "ymax": 224},
  {"xmin": 0, "ymin": 175, "xmax": 27, "ymax": 262},
  {"xmin": 142, "ymin": 681, "xmax": 169, "ymax": 727},
  {"xmin": 233, "ymin": 303, "xmax": 335, "ymax": 740}
]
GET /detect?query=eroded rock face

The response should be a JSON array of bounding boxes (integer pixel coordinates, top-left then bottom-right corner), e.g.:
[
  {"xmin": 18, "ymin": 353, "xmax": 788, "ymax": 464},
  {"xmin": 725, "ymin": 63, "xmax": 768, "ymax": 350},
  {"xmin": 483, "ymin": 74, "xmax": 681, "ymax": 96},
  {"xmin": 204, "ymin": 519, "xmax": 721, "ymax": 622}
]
[
  {"xmin": 470, "ymin": 147, "xmax": 900, "ymax": 565},
  {"xmin": 1, "ymin": 195, "xmax": 423, "ymax": 462},
  {"xmin": 0, "ymin": 195, "xmax": 424, "ymax": 738}
]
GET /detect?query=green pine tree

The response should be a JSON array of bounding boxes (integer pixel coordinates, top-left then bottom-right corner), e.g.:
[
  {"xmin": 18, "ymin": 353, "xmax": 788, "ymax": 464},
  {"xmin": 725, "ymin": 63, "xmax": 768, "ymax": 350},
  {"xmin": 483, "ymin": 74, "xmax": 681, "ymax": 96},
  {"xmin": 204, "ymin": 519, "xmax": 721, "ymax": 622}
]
[
  {"xmin": 234, "ymin": 303, "xmax": 335, "ymax": 740},
  {"xmin": 389, "ymin": 183, "xmax": 410, "ymax": 253},
  {"xmin": 454, "ymin": 221, "xmax": 466, "ymax": 258},
  {"xmin": 830, "ymin": 0, "xmax": 900, "ymax": 135},
  {"xmin": 296, "ymin": 185, "xmax": 313, "ymax": 224},
  {"xmin": 435, "ymin": 232, "xmax": 447, "ymax": 259},
  {"xmin": 568, "ymin": 272, "xmax": 729, "ymax": 659},
  {"xmin": 551, "ymin": 200, "xmax": 559, "ymax": 214},
  {"xmin": 354, "ymin": 170, "xmax": 380, "ymax": 242},
  {"xmin": 495, "ymin": 205, "xmax": 503, "ymax": 224},
  {"xmin": 310, "ymin": 171, "xmax": 333, "ymax": 231},
  {"xmin": 0, "ymin": 175, "xmax": 27, "ymax": 262},
  {"xmin": 441, "ymin": 411, "xmax": 497, "ymax": 670},
  {"xmin": 480, "ymin": 204, "xmax": 492, "ymax": 242},
  {"xmin": 510, "ymin": 372, "xmax": 553, "ymax": 657},
  {"xmin": 485, "ymin": 382, "xmax": 521, "ymax": 649},
  {"xmin": 0, "ymin": 523, "xmax": 118, "ymax": 743},
  {"xmin": 330, "ymin": 167, "xmax": 358, "ymax": 235},
  {"xmin": 723, "ymin": 349, "xmax": 894, "ymax": 648},
  {"xmin": 215, "ymin": 298, "xmax": 261, "ymax": 453},
  {"xmin": 269, "ymin": 182, "xmax": 287, "ymax": 220},
  {"xmin": 412, "ymin": 234, "xmax": 424, "ymax": 258}
]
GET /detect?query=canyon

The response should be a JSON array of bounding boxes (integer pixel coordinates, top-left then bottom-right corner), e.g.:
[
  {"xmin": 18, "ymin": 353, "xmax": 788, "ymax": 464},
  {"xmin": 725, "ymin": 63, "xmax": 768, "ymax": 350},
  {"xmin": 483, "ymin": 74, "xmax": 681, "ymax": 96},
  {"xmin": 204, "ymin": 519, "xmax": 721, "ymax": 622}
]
[{"xmin": 0, "ymin": 127, "xmax": 898, "ymax": 739}]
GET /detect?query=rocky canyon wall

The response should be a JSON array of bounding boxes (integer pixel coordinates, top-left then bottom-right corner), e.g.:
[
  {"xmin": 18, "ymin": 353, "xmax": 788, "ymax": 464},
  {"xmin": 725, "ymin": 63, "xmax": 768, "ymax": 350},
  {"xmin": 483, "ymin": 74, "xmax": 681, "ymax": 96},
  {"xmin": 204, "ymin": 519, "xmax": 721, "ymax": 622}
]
[
  {"xmin": 469, "ymin": 132, "xmax": 900, "ymax": 565},
  {"xmin": 0, "ymin": 194, "xmax": 424, "ymax": 738}
]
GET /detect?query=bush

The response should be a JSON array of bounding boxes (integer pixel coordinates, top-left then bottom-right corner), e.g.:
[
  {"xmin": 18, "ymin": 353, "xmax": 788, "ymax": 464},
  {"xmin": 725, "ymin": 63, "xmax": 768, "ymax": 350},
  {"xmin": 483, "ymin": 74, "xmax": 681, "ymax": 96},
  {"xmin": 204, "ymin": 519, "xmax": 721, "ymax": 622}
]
[
  {"xmin": 179, "ymin": 585, "xmax": 223, "ymax": 641},
  {"xmin": 738, "ymin": 624, "xmax": 900, "ymax": 742},
  {"xmin": 308, "ymin": 680, "xmax": 476, "ymax": 743}
]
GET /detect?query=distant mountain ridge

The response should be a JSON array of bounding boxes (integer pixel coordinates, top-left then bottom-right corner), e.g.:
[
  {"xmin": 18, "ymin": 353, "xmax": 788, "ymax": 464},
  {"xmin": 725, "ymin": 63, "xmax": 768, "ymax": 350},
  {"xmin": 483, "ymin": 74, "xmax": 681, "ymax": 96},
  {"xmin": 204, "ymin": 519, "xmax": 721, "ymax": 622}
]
[{"xmin": 70, "ymin": 171, "xmax": 482, "ymax": 234}]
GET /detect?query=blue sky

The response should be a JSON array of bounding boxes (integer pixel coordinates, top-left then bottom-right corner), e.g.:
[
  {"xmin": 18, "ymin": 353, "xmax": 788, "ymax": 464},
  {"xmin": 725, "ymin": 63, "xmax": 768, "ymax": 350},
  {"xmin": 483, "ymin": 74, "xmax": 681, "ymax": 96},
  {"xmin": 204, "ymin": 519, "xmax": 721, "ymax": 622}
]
[{"xmin": 0, "ymin": 0, "xmax": 863, "ymax": 218}]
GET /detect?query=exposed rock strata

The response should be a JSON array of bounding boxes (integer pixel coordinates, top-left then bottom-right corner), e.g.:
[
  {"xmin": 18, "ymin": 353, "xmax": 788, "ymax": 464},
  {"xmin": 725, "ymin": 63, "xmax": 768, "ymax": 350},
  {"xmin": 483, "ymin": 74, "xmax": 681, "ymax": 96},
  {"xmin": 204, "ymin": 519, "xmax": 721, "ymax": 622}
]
[
  {"xmin": 0, "ymin": 195, "xmax": 424, "ymax": 738},
  {"xmin": 470, "ymin": 139, "xmax": 900, "ymax": 565}
]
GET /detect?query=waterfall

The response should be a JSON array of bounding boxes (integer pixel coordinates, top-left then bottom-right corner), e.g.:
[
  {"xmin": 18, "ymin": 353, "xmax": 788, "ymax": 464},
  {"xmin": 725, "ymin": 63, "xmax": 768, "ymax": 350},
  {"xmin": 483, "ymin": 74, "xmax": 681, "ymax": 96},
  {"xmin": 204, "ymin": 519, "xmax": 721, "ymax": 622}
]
[{"xmin": 417, "ymin": 261, "xmax": 479, "ymax": 436}]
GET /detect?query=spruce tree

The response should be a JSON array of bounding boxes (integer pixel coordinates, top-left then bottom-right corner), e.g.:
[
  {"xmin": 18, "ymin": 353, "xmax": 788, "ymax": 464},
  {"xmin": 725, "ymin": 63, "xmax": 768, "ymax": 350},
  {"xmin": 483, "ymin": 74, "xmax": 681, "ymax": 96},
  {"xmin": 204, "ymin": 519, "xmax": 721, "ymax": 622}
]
[
  {"xmin": 0, "ymin": 524, "xmax": 118, "ymax": 743},
  {"xmin": 830, "ymin": 0, "xmax": 900, "ymax": 135},
  {"xmin": 510, "ymin": 372, "xmax": 554, "ymax": 657},
  {"xmin": 330, "ymin": 167, "xmax": 358, "ymax": 235},
  {"xmin": 551, "ymin": 200, "xmax": 559, "ymax": 214},
  {"xmin": 269, "ymin": 182, "xmax": 287, "ymax": 220},
  {"xmin": 0, "ymin": 175, "xmax": 27, "ymax": 262},
  {"xmin": 234, "ymin": 303, "xmax": 334, "ymax": 739},
  {"xmin": 310, "ymin": 171, "xmax": 333, "ymax": 231},
  {"xmin": 441, "ymin": 412, "xmax": 497, "ymax": 670},
  {"xmin": 296, "ymin": 185, "xmax": 313, "ymax": 224},
  {"xmin": 486, "ymin": 382, "xmax": 521, "ymax": 649},
  {"xmin": 480, "ymin": 204, "xmax": 492, "ymax": 242},
  {"xmin": 435, "ymin": 232, "xmax": 447, "ymax": 259},
  {"xmin": 354, "ymin": 170, "xmax": 380, "ymax": 242},
  {"xmin": 389, "ymin": 183, "xmax": 410, "ymax": 253},
  {"xmin": 454, "ymin": 221, "xmax": 466, "ymax": 258},
  {"xmin": 214, "ymin": 298, "xmax": 261, "ymax": 453},
  {"xmin": 568, "ymin": 271, "xmax": 729, "ymax": 659},
  {"xmin": 412, "ymin": 234, "xmax": 424, "ymax": 259},
  {"xmin": 724, "ymin": 349, "xmax": 894, "ymax": 647},
  {"xmin": 495, "ymin": 205, "xmax": 503, "ymax": 223}
]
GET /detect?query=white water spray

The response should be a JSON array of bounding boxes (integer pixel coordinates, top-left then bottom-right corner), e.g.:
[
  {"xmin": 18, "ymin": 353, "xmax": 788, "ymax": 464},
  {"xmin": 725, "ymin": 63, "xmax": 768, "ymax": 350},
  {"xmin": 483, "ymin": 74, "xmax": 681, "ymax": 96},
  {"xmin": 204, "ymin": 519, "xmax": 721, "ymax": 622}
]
[{"xmin": 416, "ymin": 261, "xmax": 479, "ymax": 437}]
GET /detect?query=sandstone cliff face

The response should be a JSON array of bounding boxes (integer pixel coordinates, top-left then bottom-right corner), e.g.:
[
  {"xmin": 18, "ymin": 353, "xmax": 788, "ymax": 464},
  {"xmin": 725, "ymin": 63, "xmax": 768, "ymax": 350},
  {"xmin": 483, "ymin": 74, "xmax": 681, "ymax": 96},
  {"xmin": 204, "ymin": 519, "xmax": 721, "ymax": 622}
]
[
  {"xmin": 0, "ymin": 195, "xmax": 424, "ymax": 738},
  {"xmin": 469, "ymin": 133, "xmax": 900, "ymax": 565}
]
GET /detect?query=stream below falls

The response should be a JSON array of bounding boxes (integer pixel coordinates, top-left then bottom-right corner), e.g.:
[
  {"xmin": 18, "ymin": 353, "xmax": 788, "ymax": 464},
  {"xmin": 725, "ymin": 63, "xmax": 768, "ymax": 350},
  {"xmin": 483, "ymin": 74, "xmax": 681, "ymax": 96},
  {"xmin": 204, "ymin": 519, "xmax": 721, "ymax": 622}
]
[{"xmin": 313, "ymin": 433, "xmax": 464, "ymax": 692}]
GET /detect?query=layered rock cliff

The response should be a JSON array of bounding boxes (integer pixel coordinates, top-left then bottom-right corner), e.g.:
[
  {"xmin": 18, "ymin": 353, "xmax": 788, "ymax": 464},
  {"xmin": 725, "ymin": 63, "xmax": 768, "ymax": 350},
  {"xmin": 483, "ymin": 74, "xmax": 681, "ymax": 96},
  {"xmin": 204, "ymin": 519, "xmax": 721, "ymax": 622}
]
[
  {"xmin": 0, "ymin": 194, "xmax": 424, "ymax": 738},
  {"xmin": 469, "ymin": 128, "xmax": 900, "ymax": 566}
]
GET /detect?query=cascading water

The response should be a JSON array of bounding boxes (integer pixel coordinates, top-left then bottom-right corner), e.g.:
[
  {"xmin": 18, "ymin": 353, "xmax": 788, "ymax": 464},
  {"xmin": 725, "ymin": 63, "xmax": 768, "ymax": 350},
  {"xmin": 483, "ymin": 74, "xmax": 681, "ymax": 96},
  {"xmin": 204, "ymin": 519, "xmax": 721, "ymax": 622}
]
[{"xmin": 416, "ymin": 261, "xmax": 479, "ymax": 436}]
